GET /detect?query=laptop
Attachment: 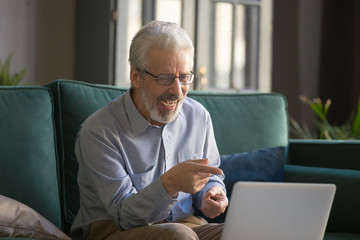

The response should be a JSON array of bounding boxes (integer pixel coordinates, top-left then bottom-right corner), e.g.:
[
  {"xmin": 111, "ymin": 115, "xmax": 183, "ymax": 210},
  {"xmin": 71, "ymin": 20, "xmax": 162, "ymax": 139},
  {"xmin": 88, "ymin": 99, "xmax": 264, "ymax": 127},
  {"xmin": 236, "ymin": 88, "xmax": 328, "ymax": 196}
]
[{"xmin": 221, "ymin": 181, "xmax": 336, "ymax": 240}]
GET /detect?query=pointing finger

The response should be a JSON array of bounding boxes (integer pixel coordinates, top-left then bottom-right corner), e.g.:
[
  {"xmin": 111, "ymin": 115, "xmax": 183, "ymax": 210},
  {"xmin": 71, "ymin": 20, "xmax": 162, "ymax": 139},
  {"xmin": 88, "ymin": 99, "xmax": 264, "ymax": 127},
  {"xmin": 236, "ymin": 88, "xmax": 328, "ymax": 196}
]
[{"xmin": 196, "ymin": 165, "xmax": 223, "ymax": 175}]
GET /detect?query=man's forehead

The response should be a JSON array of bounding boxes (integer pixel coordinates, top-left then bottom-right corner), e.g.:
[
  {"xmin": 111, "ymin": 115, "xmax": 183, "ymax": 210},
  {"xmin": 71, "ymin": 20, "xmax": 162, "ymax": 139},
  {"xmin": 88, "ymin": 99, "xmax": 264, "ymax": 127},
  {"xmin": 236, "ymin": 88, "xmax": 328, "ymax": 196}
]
[{"xmin": 146, "ymin": 49, "xmax": 193, "ymax": 70}]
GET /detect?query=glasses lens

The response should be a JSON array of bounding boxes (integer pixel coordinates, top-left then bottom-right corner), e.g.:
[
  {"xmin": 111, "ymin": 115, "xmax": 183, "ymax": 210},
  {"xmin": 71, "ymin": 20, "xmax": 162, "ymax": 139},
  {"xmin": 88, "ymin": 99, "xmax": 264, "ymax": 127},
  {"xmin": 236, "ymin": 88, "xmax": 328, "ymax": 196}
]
[
  {"xmin": 155, "ymin": 73, "xmax": 194, "ymax": 85},
  {"xmin": 180, "ymin": 74, "xmax": 192, "ymax": 84}
]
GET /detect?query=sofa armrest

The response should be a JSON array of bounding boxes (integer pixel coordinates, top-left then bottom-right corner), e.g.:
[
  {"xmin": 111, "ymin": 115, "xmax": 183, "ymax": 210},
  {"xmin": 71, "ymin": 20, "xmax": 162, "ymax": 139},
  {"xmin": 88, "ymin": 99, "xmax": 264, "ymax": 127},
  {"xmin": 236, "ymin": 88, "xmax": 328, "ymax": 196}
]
[
  {"xmin": 284, "ymin": 164, "xmax": 360, "ymax": 234},
  {"xmin": 287, "ymin": 139, "xmax": 360, "ymax": 170}
]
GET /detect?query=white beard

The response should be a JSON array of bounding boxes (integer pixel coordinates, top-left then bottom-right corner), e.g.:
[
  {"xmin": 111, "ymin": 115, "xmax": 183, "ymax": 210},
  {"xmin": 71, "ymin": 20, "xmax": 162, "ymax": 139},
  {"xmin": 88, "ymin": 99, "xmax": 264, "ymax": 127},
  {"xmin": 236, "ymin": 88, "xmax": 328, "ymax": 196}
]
[{"xmin": 140, "ymin": 87, "xmax": 183, "ymax": 124}]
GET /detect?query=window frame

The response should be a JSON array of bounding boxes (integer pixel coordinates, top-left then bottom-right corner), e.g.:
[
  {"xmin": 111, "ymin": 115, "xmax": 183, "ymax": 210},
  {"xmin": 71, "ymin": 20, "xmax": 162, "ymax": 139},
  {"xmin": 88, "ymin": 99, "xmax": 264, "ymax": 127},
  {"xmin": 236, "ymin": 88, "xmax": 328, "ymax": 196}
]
[{"xmin": 114, "ymin": 0, "xmax": 272, "ymax": 92}]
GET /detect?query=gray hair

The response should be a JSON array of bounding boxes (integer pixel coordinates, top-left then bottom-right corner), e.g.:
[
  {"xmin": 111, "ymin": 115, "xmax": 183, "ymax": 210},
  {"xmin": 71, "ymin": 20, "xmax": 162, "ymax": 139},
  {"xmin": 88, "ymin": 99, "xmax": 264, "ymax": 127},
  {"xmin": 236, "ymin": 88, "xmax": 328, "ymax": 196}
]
[{"xmin": 128, "ymin": 21, "xmax": 194, "ymax": 71}]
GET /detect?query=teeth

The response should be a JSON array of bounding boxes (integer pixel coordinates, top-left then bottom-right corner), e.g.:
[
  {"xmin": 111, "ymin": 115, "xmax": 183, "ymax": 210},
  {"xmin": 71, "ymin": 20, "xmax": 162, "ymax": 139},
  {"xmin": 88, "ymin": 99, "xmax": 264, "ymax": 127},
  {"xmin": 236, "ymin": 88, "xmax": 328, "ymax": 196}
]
[{"xmin": 162, "ymin": 100, "xmax": 176, "ymax": 107}]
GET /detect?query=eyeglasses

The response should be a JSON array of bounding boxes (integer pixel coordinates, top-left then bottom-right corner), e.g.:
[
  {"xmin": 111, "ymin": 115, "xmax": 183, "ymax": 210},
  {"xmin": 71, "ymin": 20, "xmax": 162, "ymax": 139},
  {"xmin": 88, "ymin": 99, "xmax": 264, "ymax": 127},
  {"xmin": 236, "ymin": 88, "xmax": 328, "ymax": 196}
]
[{"xmin": 143, "ymin": 70, "xmax": 195, "ymax": 85}]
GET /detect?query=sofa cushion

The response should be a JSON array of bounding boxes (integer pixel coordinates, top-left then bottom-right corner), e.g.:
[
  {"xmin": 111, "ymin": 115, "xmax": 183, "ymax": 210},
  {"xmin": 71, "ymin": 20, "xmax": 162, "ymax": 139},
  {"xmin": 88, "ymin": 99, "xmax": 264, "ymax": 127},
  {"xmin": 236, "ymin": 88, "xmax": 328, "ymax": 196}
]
[
  {"xmin": 220, "ymin": 146, "xmax": 286, "ymax": 196},
  {"xmin": 197, "ymin": 146, "xmax": 285, "ymax": 224},
  {"xmin": 0, "ymin": 195, "xmax": 70, "ymax": 239},
  {"xmin": 188, "ymin": 92, "xmax": 288, "ymax": 154},
  {"xmin": 0, "ymin": 86, "xmax": 61, "ymax": 229},
  {"xmin": 46, "ymin": 80, "xmax": 127, "ymax": 231}
]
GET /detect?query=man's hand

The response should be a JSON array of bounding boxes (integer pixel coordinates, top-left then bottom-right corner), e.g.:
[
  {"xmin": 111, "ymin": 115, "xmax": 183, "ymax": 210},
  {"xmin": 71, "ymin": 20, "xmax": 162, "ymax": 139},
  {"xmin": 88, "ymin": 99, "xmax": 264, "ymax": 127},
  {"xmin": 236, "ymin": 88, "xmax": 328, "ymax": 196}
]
[
  {"xmin": 201, "ymin": 186, "xmax": 228, "ymax": 219},
  {"xmin": 161, "ymin": 159, "xmax": 223, "ymax": 198}
]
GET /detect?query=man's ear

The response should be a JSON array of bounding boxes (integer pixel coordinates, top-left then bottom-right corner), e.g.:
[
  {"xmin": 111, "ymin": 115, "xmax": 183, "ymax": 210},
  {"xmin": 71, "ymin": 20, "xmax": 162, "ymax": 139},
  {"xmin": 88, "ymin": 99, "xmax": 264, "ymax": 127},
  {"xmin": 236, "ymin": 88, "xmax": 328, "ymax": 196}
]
[{"xmin": 130, "ymin": 67, "xmax": 142, "ymax": 88}]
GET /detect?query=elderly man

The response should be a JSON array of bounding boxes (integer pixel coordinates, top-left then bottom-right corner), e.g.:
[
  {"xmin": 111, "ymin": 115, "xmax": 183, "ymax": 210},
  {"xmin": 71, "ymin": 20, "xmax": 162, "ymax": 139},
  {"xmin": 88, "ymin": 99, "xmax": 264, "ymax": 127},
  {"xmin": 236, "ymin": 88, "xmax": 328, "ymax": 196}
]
[{"xmin": 71, "ymin": 20, "xmax": 228, "ymax": 240}]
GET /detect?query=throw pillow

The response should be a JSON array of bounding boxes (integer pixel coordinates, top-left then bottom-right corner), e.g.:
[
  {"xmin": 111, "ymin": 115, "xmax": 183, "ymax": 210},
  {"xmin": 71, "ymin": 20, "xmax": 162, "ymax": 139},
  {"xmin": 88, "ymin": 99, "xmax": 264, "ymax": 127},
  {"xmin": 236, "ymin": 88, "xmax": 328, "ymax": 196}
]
[
  {"xmin": 220, "ymin": 146, "xmax": 285, "ymax": 197},
  {"xmin": 0, "ymin": 195, "xmax": 70, "ymax": 240}
]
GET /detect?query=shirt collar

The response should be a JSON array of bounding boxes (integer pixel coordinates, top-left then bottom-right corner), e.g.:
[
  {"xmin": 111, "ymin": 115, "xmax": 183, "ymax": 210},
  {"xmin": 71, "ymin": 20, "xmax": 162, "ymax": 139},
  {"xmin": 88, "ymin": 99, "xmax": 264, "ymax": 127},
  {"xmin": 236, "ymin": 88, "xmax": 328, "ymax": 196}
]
[{"xmin": 124, "ymin": 90, "xmax": 151, "ymax": 136}]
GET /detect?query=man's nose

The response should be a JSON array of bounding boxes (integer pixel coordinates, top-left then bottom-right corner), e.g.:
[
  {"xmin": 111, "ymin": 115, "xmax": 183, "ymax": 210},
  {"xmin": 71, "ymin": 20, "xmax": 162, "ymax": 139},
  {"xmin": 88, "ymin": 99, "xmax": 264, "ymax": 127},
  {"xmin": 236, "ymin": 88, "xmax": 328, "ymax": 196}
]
[{"xmin": 169, "ymin": 77, "xmax": 184, "ymax": 95}]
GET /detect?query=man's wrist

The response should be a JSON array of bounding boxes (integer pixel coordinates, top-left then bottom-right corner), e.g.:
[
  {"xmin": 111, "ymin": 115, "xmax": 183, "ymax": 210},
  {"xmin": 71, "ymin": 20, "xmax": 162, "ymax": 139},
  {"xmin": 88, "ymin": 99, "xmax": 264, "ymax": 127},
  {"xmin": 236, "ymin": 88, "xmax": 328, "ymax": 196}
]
[{"xmin": 160, "ymin": 174, "xmax": 179, "ymax": 198}]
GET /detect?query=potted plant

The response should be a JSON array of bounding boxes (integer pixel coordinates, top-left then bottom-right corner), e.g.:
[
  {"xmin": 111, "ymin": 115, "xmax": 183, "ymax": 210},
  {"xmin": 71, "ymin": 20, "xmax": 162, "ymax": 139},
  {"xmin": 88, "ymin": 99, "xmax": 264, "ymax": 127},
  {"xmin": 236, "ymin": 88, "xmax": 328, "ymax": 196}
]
[
  {"xmin": 290, "ymin": 95, "xmax": 360, "ymax": 140},
  {"xmin": 0, "ymin": 52, "xmax": 27, "ymax": 86},
  {"xmin": 288, "ymin": 95, "xmax": 360, "ymax": 170}
]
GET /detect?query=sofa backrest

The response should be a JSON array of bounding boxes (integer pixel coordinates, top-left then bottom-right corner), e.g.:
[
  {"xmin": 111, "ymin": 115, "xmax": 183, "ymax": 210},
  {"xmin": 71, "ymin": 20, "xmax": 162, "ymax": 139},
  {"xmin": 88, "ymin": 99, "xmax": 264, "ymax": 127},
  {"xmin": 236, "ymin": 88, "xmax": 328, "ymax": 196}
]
[
  {"xmin": 46, "ymin": 80, "xmax": 127, "ymax": 232},
  {"xmin": 188, "ymin": 91, "xmax": 288, "ymax": 154},
  {"xmin": 0, "ymin": 86, "xmax": 62, "ymax": 229},
  {"xmin": 47, "ymin": 79, "xmax": 289, "ymax": 230}
]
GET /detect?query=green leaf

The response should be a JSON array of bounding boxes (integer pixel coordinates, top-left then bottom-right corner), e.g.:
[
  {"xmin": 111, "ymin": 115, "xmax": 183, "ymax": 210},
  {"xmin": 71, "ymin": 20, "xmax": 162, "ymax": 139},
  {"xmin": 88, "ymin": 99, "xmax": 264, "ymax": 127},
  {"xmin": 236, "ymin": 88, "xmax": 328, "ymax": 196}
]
[
  {"xmin": 295, "ymin": 95, "xmax": 360, "ymax": 140},
  {"xmin": 0, "ymin": 64, "xmax": 4, "ymax": 85},
  {"xmin": 309, "ymin": 102, "xmax": 325, "ymax": 121},
  {"xmin": 313, "ymin": 98, "xmax": 323, "ymax": 110},
  {"xmin": 11, "ymin": 68, "xmax": 27, "ymax": 85},
  {"xmin": 0, "ymin": 52, "xmax": 27, "ymax": 86},
  {"xmin": 352, "ymin": 96, "xmax": 360, "ymax": 137},
  {"xmin": 290, "ymin": 117, "xmax": 315, "ymax": 139},
  {"xmin": 3, "ymin": 52, "xmax": 13, "ymax": 74},
  {"xmin": 323, "ymin": 99, "xmax": 331, "ymax": 118}
]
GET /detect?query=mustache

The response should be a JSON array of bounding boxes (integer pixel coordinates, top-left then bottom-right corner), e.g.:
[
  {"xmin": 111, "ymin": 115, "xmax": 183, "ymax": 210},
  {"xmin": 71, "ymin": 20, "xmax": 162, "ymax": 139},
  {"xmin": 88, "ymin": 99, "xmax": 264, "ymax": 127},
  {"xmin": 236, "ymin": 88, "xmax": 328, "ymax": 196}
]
[{"xmin": 160, "ymin": 94, "xmax": 183, "ymax": 101}]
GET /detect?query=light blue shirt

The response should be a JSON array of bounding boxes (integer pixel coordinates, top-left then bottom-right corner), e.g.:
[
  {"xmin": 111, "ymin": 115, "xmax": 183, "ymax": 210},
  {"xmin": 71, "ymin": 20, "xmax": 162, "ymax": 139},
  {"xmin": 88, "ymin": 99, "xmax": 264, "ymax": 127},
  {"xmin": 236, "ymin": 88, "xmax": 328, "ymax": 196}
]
[{"xmin": 71, "ymin": 90, "xmax": 225, "ymax": 239}]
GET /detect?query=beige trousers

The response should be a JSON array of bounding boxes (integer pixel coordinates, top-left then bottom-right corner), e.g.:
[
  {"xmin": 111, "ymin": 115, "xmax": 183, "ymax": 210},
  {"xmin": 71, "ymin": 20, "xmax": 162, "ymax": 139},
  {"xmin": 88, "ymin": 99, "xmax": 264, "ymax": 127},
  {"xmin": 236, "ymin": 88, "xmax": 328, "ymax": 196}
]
[{"xmin": 86, "ymin": 215, "xmax": 223, "ymax": 240}]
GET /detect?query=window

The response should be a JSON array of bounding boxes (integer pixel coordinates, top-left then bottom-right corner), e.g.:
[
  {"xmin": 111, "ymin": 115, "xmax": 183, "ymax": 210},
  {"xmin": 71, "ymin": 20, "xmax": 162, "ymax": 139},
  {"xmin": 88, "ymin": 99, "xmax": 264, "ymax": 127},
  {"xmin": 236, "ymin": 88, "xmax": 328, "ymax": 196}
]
[
  {"xmin": 115, "ymin": 0, "xmax": 272, "ymax": 92},
  {"xmin": 115, "ymin": 0, "xmax": 142, "ymax": 87},
  {"xmin": 212, "ymin": 2, "xmax": 259, "ymax": 90}
]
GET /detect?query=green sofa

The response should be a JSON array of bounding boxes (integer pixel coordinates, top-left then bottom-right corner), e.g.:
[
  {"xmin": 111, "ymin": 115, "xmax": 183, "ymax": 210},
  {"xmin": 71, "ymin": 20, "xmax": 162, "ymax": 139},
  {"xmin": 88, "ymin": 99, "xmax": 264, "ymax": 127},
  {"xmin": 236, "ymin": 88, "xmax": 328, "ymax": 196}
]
[{"xmin": 1, "ymin": 79, "xmax": 359, "ymax": 239}]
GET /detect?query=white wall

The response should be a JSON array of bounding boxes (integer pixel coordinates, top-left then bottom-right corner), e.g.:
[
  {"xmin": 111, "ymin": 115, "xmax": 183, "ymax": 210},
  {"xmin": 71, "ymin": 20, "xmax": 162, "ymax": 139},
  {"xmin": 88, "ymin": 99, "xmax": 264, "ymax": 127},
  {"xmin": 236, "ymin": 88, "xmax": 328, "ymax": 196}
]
[{"xmin": 0, "ymin": 0, "xmax": 75, "ymax": 85}]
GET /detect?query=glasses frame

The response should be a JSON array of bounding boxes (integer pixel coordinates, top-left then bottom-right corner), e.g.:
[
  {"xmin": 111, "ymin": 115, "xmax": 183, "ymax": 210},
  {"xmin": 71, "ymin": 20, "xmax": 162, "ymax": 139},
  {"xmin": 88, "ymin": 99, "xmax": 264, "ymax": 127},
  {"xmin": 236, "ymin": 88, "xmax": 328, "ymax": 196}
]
[{"xmin": 143, "ymin": 69, "xmax": 195, "ymax": 86}]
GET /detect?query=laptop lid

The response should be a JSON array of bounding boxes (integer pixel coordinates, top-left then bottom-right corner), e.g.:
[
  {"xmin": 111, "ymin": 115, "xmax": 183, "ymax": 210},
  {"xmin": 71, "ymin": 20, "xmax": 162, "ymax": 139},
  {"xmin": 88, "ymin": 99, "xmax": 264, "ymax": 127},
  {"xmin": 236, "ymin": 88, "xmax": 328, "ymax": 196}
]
[{"xmin": 221, "ymin": 181, "xmax": 336, "ymax": 240}]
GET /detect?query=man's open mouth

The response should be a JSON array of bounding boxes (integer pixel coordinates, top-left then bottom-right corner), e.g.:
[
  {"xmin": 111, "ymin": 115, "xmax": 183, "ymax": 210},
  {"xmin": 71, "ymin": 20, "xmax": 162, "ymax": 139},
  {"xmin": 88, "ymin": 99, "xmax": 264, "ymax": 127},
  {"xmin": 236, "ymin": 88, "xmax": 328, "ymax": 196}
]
[{"xmin": 161, "ymin": 99, "xmax": 177, "ymax": 107}]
